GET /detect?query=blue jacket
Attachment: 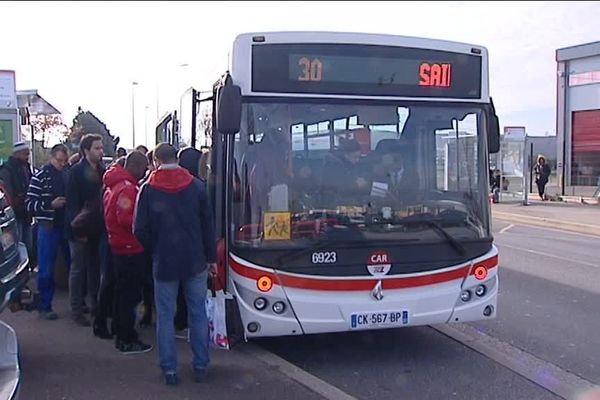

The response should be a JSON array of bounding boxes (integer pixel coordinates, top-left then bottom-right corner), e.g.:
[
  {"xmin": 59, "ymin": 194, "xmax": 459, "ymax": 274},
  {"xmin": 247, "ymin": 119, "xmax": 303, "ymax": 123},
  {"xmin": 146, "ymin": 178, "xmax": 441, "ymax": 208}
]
[
  {"xmin": 25, "ymin": 164, "xmax": 67, "ymax": 227},
  {"xmin": 133, "ymin": 165, "xmax": 216, "ymax": 281}
]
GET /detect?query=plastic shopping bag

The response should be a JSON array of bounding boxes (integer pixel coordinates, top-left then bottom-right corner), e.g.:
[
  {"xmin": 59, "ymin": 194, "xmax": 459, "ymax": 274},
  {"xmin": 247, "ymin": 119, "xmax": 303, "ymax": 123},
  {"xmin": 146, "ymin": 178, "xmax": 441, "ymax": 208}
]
[{"xmin": 206, "ymin": 289, "xmax": 232, "ymax": 350}]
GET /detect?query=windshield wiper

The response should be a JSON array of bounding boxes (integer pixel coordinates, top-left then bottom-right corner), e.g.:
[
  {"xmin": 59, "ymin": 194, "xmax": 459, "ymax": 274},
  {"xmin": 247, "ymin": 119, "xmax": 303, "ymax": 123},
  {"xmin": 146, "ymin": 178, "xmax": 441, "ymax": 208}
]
[{"xmin": 393, "ymin": 218, "xmax": 467, "ymax": 256}]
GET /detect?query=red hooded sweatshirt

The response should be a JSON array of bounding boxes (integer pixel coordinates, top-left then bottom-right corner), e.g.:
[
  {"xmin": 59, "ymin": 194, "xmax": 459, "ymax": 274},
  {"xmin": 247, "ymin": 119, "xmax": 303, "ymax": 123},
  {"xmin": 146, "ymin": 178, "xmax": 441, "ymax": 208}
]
[{"xmin": 103, "ymin": 164, "xmax": 144, "ymax": 256}]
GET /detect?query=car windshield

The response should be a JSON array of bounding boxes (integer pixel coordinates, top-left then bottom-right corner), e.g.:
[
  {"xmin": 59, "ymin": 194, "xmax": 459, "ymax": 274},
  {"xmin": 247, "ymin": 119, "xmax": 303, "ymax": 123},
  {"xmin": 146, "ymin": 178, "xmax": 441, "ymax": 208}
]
[{"xmin": 231, "ymin": 99, "xmax": 491, "ymax": 248}]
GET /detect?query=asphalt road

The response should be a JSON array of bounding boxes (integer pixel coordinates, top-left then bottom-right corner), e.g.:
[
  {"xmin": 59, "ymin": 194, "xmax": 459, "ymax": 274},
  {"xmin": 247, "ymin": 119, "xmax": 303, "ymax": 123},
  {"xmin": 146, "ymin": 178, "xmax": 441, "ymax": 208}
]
[{"xmin": 471, "ymin": 221, "xmax": 600, "ymax": 384}]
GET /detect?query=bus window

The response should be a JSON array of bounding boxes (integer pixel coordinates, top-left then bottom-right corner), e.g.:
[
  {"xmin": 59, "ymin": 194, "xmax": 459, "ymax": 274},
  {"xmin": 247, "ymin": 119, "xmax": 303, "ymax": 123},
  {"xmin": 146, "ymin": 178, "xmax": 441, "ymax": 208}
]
[{"xmin": 196, "ymin": 100, "xmax": 213, "ymax": 149}]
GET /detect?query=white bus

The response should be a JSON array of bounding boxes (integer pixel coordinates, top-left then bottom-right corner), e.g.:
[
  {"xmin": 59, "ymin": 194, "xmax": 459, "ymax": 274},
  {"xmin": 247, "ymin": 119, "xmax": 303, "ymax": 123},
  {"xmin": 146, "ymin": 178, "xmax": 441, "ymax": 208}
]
[{"xmin": 185, "ymin": 31, "xmax": 500, "ymax": 339}]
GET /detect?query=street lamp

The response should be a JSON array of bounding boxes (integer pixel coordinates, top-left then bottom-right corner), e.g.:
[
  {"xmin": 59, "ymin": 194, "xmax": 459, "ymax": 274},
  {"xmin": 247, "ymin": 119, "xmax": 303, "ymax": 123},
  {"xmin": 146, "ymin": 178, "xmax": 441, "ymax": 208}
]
[
  {"xmin": 131, "ymin": 81, "xmax": 139, "ymax": 148},
  {"xmin": 144, "ymin": 105, "xmax": 149, "ymax": 146}
]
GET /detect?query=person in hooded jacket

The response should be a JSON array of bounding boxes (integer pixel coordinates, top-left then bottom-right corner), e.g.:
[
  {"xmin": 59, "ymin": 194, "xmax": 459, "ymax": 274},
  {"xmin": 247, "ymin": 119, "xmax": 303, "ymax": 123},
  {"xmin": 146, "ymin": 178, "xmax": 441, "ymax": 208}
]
[
  {"xmin": 171, "ymin": 147, "xmax": 206, "ymax": 339},
  {"xmin": 104, "ymin": 151, "xmax": 152, "ymax": 354},
  {"xmin": 134, "ymin": 143, "xmax": 216, "ymax": 385}
]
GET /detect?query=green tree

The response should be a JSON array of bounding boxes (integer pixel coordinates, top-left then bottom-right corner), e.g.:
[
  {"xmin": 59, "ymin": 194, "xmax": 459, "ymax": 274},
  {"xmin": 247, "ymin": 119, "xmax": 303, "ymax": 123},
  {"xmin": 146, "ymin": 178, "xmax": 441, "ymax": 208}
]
[{"xmin": 68, "ymin": 107, "xmax": 118, "ymax": 157}]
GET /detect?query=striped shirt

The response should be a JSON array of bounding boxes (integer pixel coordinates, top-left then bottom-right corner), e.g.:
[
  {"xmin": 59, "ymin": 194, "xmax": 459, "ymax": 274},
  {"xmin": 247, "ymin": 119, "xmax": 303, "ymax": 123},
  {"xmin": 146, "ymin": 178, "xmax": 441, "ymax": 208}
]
[{"xmin": 25, "ymin": 164, "xmax": 66, "ymax": 225}]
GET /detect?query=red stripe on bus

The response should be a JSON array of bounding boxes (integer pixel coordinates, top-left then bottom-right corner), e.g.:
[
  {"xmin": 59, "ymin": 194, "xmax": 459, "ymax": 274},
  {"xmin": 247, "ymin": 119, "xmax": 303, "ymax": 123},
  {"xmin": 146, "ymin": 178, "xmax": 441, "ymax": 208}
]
[{"xmin": 229, "ymin": 255, "xmax": 498, "ymax": 292}]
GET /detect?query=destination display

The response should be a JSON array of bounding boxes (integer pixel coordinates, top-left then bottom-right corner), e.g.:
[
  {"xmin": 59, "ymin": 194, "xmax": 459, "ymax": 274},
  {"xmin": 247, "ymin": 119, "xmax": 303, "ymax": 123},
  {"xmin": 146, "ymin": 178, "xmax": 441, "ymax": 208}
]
[{"xmin": 252, "ymin": 43, "xmax": 482, "ymax": 98}]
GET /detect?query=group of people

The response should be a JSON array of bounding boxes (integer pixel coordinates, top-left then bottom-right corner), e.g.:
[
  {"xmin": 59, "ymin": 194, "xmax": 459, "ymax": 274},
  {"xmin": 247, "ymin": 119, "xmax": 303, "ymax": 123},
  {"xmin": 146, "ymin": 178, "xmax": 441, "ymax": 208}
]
[{"xmin": 0, "ymin": 135, "xmax": 217, "ymax": 385}]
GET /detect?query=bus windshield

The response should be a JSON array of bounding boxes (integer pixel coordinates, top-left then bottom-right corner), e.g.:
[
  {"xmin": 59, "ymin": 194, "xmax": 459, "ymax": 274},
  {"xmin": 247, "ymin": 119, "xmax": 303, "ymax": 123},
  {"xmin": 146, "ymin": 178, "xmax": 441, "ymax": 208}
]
[{"xmin": 231, "ymin": 99, "xmax": 490, "ymax": 249}]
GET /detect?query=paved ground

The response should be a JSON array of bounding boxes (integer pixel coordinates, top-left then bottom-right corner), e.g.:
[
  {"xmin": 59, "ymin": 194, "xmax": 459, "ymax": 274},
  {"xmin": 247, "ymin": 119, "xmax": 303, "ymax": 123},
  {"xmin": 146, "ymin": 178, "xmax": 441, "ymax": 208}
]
[{"xmin": 1, "ymin": 292, "xmax": 324, "ymax": 400}]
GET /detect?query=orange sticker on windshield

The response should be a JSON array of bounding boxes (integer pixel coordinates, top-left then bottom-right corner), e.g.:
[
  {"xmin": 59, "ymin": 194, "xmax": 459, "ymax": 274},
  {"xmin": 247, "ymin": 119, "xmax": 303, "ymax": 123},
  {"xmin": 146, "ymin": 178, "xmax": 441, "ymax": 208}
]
[{"xmin": 264, "ymin": 212, "xmax": 291, "ymax": 241}]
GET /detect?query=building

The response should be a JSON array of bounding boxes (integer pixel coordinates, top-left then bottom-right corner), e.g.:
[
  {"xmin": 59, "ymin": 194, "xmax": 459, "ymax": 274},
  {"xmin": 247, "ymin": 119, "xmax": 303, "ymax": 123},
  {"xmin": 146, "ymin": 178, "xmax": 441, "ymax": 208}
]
[
  {"xmin": 556, "ymin": 41, "xmax": 600, "ymax": 196},
  {"xmin": 0, "ymin": 70, "xmax": 19, "ymax": 163}
]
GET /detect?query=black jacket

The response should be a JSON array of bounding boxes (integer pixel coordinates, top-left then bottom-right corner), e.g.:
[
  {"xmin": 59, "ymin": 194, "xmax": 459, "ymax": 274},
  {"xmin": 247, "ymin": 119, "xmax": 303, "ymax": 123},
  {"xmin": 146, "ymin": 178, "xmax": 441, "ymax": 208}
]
[
  {"xmin": 0, "ymin": 157, "xmax": 32, "ymax": 222},
  {"xmin": 65, "ymin": 158, "xmax": 105, "ymax": 240},
  {"xmin": 534, "ymin": 163, "xmax": 551, "ymax": 184}
]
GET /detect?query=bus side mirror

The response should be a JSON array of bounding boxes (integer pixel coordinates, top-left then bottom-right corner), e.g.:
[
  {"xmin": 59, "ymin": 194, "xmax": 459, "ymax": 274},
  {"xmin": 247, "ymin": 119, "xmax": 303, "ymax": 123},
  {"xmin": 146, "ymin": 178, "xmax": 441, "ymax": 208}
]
[
  {"xmin": 488, "ymin": 113, "xmax": 500, "ymax": 154},
  {"xmin": 217, "ymin": 79, "xmax": 242, "ymax": 135},
  {"xmin": 487, "ymin": 98, "xmax": 500, "ymax": 154}
]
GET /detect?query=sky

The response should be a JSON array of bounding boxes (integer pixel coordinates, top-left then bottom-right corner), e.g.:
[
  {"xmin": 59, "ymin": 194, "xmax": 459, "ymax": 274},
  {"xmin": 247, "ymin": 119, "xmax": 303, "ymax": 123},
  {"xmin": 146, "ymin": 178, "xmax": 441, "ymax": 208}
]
[{"xmin": 1, "ymin": 1, "xmax": 599, "ymax": 148}]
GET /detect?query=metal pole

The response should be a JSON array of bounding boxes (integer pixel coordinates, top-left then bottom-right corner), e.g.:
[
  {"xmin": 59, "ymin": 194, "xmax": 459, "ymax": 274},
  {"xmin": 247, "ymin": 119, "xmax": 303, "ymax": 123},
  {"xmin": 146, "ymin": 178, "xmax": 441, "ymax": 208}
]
[
  {"xmin": 132, "ymin": 82, "xmax": 138, "ymax": 148},
  {"xmin": 144, "ymin": 106, "xmax": 149, "ymax": 146},
  {"xmin": 529, "ymin": 142, "xmax": 534, "ymax": 194},
  {"xmin": 523, "ymin": 136, "xmax": 529, "ymax": 205},
  {"xmin": 156, "ymin": 81, "xmax": 160, "ymax": 120}
]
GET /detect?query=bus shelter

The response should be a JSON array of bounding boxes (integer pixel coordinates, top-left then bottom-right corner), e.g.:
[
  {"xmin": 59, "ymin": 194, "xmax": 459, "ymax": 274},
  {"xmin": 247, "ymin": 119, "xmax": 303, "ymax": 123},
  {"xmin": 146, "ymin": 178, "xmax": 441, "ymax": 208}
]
[{"xmin": 490, "ymin": 131, "xmax": 529, "ymax": 204}]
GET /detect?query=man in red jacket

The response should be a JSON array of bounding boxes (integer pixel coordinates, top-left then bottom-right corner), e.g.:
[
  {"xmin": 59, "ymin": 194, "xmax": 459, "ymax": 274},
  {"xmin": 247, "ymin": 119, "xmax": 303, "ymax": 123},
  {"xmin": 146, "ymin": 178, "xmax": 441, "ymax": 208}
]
[{"xmin": 103, "ymin": 151, "xmax": 151, "ymax": 354}]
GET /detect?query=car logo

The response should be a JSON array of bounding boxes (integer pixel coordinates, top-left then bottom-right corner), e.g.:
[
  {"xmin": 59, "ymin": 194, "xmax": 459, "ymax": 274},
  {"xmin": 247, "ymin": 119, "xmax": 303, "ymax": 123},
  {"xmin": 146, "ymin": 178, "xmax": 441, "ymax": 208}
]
[
  {"xmin": 367, "ymin": 251, "xmax": 392, "ymax": 276},
  {"xmin": 371, "ymin": 280, "xmax": 384, "ymax": 301}
]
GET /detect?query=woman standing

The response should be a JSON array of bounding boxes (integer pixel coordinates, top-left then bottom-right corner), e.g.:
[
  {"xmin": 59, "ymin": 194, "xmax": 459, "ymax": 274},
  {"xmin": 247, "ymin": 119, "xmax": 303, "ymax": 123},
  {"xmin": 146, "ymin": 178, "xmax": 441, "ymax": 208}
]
[{"xmin": 534, "ymin": 155, "xmax": 551, "ymax": 201}]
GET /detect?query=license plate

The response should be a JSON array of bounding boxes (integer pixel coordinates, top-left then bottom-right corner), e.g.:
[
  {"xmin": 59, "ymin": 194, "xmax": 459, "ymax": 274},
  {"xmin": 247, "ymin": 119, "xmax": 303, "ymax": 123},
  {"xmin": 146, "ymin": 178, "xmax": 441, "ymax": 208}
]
[
  {"xmin": 350, "ymin": 311, "xmax": 409, "ymax": 330},
  {"xmin": 1, "ymin": 231, "xmax": 15, "ymax": 251}
]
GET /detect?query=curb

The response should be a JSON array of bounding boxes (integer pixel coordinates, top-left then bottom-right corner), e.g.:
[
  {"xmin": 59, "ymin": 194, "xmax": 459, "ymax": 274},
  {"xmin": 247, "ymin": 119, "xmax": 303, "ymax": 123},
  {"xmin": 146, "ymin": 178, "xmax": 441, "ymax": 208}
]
[
  {"xmin": 492, "ymin": 211, "xmax": 600, "ymax": 237},
  {"xmin": 241, "ymin": 343, "xmax": 358, "ymax": 400},
  {"xmin": 432, "ymin": 323, "xmax": 599, "ymax": 400}
]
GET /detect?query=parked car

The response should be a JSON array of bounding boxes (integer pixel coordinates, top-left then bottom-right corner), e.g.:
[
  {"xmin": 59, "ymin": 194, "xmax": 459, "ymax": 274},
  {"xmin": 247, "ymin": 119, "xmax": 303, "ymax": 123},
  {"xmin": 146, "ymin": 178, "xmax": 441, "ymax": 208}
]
[{"xmin": 0, "ymin": 187, "xmax": 33, "ymax": 400}]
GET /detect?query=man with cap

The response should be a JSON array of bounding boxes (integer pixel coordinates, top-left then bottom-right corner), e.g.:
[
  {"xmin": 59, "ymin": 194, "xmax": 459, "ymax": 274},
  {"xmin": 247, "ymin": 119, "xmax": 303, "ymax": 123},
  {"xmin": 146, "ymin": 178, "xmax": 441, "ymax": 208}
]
[{"xmin": 0, "ymin": 141, "xmax": 34, "ymax": 254}]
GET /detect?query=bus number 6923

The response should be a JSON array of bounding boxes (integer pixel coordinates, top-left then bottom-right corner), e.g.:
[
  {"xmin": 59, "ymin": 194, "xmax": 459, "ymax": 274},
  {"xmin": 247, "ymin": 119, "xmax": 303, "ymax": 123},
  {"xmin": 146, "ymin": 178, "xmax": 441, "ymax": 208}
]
[{"xmin": 312, "ymin": 251, "xmax": 337, "ymax": 264}]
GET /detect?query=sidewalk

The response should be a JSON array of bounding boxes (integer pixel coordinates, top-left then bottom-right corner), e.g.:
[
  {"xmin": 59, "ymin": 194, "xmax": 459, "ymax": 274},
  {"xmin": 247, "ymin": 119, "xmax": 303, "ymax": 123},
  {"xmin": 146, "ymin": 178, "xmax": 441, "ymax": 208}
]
[
  {"xmin": 0, "ymin": 291, "xmax": 329, "ymax": 400},
  {"xmin": 492, "ymin": 199, "xmax": 600, "ymax": 237}
]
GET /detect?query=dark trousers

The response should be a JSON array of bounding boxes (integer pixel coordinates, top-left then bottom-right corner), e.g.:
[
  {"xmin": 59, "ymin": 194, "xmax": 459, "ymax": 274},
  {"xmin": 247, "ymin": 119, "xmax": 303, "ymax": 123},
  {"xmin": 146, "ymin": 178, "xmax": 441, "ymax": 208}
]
[
  {"xmin": 142, "ymin": 253, "xmax": 154, "ymax": 322},
  {"xmin": 114, "ymin": 253, "xmax": 145, "ymax": 344},
  {"xmin": 174, "ymin": 286, "xmax": 188, "ymax": 331},
  {"xmin": 96, "ymin": 233, "xmax": 115, "ymax": 324},
  {"xmin": 536, "ymin": 180, "xmax": 547, "ymax": 198},
  {"xmin": 69, "ymin": 239, "xmax": 100, "ymax": 316}
]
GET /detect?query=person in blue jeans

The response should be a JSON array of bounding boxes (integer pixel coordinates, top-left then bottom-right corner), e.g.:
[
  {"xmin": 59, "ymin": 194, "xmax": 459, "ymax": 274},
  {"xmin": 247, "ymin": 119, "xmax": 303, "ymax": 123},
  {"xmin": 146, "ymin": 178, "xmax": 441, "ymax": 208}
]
[
  {"xmin": 134, "ymin": 143, "xmax": 217, "ymax": 386},
  {"xmin": 25, "ymin": 144, "xmax": 71, "ymax": 320}
]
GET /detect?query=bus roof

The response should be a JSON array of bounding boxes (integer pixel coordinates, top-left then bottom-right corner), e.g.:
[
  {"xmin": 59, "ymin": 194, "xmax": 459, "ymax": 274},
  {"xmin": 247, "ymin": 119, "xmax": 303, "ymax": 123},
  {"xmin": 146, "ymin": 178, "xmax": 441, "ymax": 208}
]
[{"xmin": 234, "ymin": 31, "xmax": 488, "ymax": 56}]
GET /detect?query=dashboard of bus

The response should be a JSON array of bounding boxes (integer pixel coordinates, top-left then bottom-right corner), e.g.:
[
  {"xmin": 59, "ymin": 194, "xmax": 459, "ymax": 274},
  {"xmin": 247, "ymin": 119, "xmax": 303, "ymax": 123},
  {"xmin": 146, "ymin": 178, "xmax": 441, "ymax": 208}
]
[{"xmin": 229, "ymin": 99, "xmax": 492, "ymax": 270}]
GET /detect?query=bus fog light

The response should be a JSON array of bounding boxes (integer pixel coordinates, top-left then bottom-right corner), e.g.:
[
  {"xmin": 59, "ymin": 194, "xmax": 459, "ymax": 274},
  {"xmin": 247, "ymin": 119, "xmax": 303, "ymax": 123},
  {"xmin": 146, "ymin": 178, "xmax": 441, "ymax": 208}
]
[
  {"xmin": 254, "ymin": 297, "xmax": 267, "ymax": 310},
  {"xmin": 272, "ymin": 301, "xmax": 286, "ymax": 314},
  {"xmin": 247, "ymin": 322, "xmax": 260, "ymax": 333},
  {"xmin": 460, "ymin": 290, "xmax": 472, "ymax": 302},
  {"xmin": 475, "ymin": 285, "xmax": 487, "ymax": 297},
  {"xmin": 483, "ymin": 305, "xmax": 494, "ymax": 317}
]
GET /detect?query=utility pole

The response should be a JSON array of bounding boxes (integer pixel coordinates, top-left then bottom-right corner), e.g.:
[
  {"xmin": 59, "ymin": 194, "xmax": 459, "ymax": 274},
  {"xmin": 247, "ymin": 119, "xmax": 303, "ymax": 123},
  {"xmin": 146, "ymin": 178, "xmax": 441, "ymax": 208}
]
[{"xmin": 131, "ymin": 81, "xmax": 138, "ymax": 148}]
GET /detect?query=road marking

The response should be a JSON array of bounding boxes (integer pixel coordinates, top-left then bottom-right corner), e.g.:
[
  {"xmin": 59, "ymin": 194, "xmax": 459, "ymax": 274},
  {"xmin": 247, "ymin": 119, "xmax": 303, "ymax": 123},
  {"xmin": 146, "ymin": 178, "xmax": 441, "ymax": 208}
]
[
  {"xmin": 241, "ymin": 343, "xmax": 358, "ymax": 400},
  {"xmin": 496, "ymin": 242, "xmax": 599, "ymax": 268},
  {"xmin": 432, "ymin": 323, "xmax": 599, "ymax": 399},
  {"xmin": 498, "ymin": 223, "xmax": 515, "ymax": 234},
  {"xmin": 493, "ymin": 212, "xmax": 600, "ymax": 238},
  {"xmin": 493, "ymin": 219, "xmax": 600, "ymax": 240}
]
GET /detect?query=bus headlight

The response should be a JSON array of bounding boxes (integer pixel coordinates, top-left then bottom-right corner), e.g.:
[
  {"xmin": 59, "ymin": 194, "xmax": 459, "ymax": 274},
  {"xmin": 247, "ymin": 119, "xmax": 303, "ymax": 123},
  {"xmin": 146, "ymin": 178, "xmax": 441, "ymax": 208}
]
[
  {"xmin": 254, "ymin": 297, "xmax": 267, "ymax": 311},
  {"xmin": 272, "ymin": 301, "xmax": 286, "ymax": 314},
  {"xmin": 475, "ymin": 285, "xmax": 487, "ymax": 297},
  {"xmin": 460, "ymin": 290, "xmax": 472, "ymax": 302}
]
